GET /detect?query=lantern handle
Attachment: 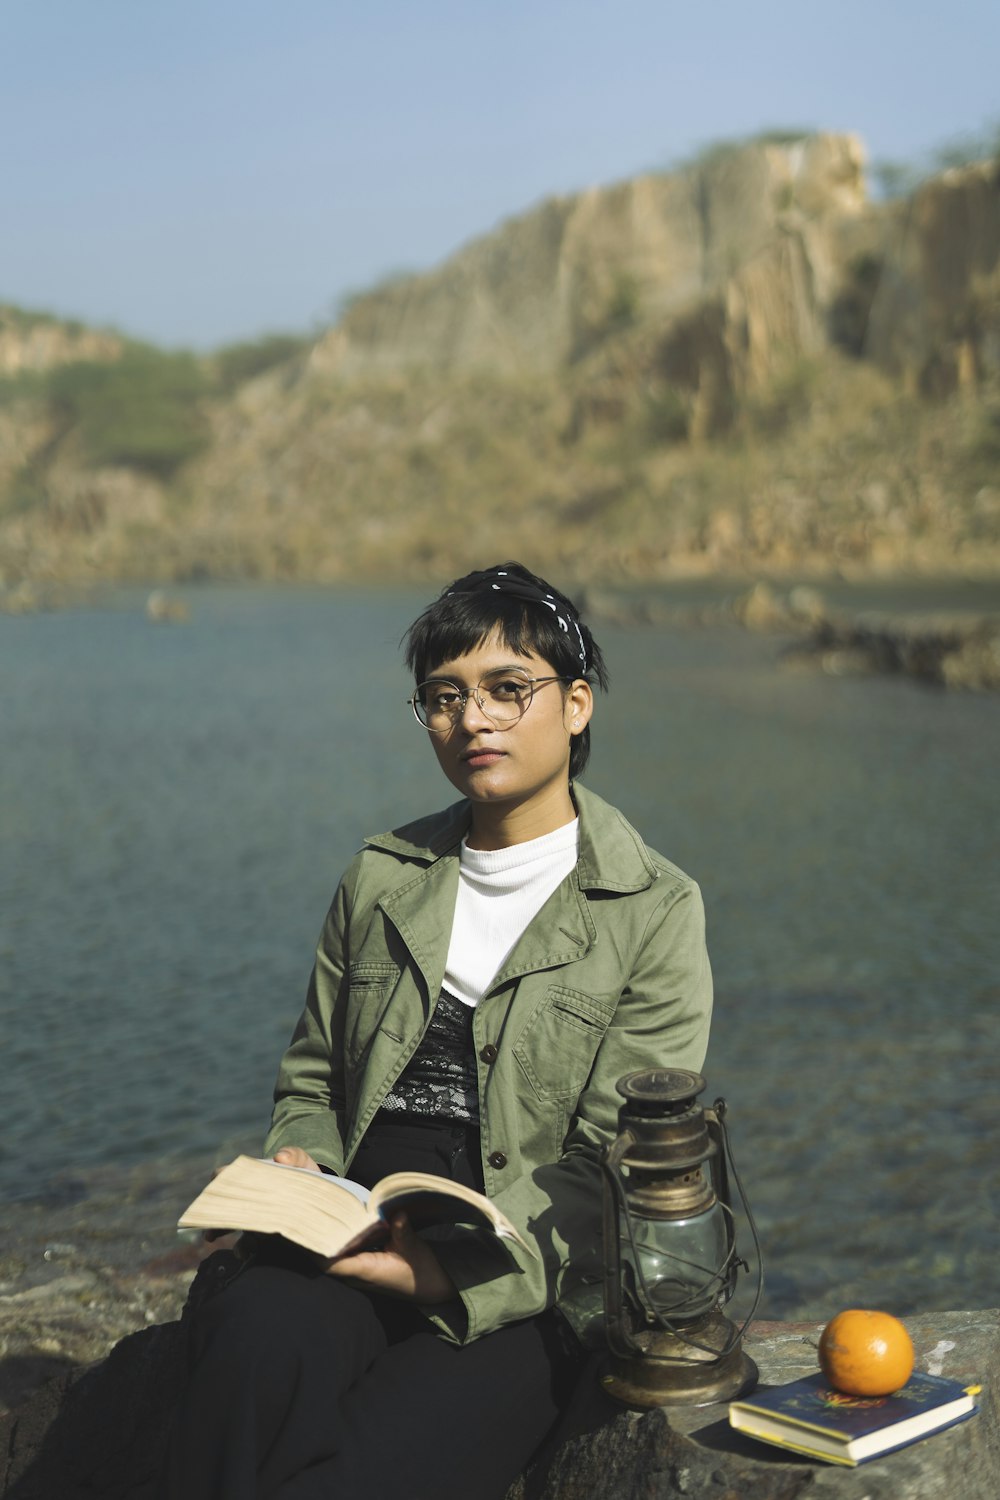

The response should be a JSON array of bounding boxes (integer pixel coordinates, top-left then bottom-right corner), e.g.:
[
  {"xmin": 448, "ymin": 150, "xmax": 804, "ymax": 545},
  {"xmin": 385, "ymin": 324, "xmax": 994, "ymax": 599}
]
[{"xmin": 710, "ymin": 1097, "xmax": 765, "ymax": 1344}]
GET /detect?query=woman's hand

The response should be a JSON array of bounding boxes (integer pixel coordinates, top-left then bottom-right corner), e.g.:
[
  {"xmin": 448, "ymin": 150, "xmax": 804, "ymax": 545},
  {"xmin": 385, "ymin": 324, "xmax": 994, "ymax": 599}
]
[
  {"xmin": 326, "ymin": 1212, "xmax": 457, "ymax": 1304},
  {"xmin": 272, "ymin": 1146, "xmax": 321, "ymax": 1172},
  {"xmin": 269, "ymin": 1149, "xmax": 457, "ymax": 1302}
]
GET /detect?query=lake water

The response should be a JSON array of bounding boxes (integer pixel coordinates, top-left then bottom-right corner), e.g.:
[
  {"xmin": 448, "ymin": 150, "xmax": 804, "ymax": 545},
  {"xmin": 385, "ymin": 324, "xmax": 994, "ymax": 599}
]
[{"xmin": 2, "ymin": 583, "xmax": 998, "ymax": 1321}]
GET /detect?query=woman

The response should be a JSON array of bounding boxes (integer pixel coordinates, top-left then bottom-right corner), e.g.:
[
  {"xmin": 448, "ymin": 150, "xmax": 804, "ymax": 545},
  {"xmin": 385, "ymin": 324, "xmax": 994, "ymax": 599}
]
[{"xmin": 161, "ymin": 563, "xmax": 712, "ymax": 1500}]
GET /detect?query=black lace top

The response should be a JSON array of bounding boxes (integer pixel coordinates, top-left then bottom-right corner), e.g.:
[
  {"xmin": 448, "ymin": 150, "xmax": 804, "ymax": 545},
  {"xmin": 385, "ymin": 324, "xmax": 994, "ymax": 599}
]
[{"xmin": 379, "ymin": 990, "xmax": 480, "ymax": 1124}]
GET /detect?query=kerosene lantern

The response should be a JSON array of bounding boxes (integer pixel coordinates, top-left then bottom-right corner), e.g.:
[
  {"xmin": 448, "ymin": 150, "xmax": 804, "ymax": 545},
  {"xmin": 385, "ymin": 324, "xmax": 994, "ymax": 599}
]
[{"xmin": 600, "ymin": 1067, "xmax": 761, "ymax": 1407}]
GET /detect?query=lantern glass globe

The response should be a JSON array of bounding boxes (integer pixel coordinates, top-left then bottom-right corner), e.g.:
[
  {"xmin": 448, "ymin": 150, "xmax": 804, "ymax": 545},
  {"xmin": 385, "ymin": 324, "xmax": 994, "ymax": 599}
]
[{"xmin": 621, "ymin": 1198, "xmax": 730, "ymax": 1323}]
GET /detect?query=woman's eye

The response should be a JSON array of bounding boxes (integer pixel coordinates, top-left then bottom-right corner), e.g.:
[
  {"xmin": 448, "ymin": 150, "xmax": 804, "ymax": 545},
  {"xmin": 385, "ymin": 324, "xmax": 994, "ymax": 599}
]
[
  {"xmin": 431, "ymin": 690, "xmax": 460, "ymax": 710},
  {"xmin": 490, "ymin": 679, "xmax": 530, "ymax": 701}
]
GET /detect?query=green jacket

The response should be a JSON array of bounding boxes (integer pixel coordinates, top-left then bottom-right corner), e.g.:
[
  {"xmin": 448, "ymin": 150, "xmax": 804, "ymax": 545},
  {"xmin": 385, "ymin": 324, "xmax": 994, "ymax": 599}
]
[{"xmin": 264, "ymin": 782, "xmax": 712, "ymax": 1345}]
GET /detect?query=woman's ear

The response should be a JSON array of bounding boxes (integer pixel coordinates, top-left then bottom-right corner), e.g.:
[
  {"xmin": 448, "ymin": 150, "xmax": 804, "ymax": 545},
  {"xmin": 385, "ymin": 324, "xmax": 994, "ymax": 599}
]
[{"xmin": 565, "ymin": 678, "xmax": 594, "ymax": 735}]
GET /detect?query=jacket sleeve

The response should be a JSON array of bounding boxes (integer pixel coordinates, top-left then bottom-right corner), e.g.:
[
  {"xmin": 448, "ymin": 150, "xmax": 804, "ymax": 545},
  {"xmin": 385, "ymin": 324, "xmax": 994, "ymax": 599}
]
[
  {"xmin": 262, "ymin": 868, "xmax": 355, "ymax": 1174},
  {"xmin": 428, "ymin": 880, "xmax": 713, "ymax": 1344}
]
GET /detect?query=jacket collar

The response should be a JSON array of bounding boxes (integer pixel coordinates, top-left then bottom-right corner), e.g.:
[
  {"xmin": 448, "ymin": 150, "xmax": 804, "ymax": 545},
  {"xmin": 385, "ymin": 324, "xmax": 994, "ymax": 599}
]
[
  {"xmin": 366, "ymin": 784, "xmax": 658, "ymax": 994},
  {"xmin": 364, "ymin": 782, "xmax": 658, "ymax": 894}
]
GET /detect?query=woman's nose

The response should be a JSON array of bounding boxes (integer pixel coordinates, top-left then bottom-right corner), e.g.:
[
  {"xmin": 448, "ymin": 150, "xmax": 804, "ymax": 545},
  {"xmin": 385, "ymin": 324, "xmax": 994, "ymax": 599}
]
[{"xmin": 459, "ymin": 689, "xmax": 493, "ymax": 730}]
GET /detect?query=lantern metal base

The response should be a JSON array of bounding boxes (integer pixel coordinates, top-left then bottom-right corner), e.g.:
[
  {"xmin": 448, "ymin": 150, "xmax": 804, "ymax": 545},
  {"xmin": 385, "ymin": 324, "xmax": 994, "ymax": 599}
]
[{"xmin": 600, "ymin": 1309, "xmax": 758, "ymax": 1408}]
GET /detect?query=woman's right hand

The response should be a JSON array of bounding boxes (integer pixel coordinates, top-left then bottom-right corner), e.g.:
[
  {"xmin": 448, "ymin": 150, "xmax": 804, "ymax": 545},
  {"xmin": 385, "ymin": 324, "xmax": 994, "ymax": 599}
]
[{"xmin": 272, "ymin": 1145, "xmax": 321, "ymax": 1172}]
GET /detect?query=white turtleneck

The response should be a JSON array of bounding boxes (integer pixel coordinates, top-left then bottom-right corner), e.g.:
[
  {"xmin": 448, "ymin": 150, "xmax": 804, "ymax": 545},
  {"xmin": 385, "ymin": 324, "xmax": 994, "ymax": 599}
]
[{"xmin": 442, "ymin": 819, "xmax": 579, "ymax": 1007}]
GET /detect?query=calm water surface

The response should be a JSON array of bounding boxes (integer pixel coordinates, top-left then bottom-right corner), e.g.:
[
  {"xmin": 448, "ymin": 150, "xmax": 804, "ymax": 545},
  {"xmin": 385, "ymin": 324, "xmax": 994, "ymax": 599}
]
[{"xmin": 2, "ymin": 584, "xmax": 998, "ymax": 1319}]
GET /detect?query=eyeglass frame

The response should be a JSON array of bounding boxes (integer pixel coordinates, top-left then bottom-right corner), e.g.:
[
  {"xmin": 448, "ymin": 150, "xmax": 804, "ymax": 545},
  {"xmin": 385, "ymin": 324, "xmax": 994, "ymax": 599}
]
[{"xmin": 408, "ymin": 671, "xmax": 577, "ymax": 732}]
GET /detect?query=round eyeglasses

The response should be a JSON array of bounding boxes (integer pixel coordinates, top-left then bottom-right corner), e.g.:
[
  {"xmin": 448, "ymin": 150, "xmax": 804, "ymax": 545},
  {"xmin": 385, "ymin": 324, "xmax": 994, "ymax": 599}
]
[{"xmin": 409, "ymin": 670, "xmax": 573, "ymax": 732}]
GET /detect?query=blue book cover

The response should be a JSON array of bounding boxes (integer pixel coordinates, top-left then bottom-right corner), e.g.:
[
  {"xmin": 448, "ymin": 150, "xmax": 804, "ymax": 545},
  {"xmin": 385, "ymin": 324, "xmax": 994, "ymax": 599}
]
[{"xmin": 729, "ymin": 1369, "xmax": 978, "ymax": 1466}]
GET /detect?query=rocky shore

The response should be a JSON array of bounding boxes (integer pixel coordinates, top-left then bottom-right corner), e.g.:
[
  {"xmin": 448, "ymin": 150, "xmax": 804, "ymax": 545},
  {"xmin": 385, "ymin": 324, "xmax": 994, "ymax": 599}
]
[
  {"xmin": 0, "ymin": 1157, "xmax": 219, "ymax": 1419},
  {"xmin": 2, "ymin": 1155, "xmax": 996, "ymax": 1495},
  {"xmin": 780, "ymin": 606, "xmax": 1000, "ymax": 690},
  {"xmin": 2, "ymin": 1265, "xmax": 995, "ymax": 1498},
  {"xmin": 582, "ymin": 580, "xmax": 1000, "ymax": 691},
  {"xmin": 6, "ymin": 575, "xmax": 999, "ymax": 693}
]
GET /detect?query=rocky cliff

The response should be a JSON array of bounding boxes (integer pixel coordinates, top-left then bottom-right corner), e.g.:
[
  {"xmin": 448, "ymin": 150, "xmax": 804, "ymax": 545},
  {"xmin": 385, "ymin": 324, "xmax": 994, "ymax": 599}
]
[
  {"xmin": 1, "ymin": 134, "xmax": 998, "ymax": 596},
  {"xmin": 315, "ymin": 134, "xmax": 868, "ymax": 382},
  {"xmin": 866, "ymin": 157, "xmax": 1000, "ymax": 392}
]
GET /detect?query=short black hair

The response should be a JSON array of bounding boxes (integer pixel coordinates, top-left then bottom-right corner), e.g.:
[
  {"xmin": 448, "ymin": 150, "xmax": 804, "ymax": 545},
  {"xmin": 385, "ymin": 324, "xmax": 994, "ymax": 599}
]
[{"xmin": 403, "ymin": 562, "xmax": 608, "ymax": 778}]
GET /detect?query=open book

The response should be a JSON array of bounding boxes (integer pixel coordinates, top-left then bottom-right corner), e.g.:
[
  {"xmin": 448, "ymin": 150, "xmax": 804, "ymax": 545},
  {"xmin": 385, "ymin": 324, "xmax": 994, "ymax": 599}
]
[{"xmin": 178, "ymin": 1155, "xmax": 533, "ymax": 1262}]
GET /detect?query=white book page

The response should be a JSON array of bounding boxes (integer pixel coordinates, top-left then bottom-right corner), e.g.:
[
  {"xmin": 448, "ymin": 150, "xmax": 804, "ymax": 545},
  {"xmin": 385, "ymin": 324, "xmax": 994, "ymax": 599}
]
[
  {"xmin": 257, "ymin": 1158, "xmax": 372, "ymax": 1208},
  {"xmin": 317, "ymin": 1173, "xmax": 371, "ymax": 1208}
]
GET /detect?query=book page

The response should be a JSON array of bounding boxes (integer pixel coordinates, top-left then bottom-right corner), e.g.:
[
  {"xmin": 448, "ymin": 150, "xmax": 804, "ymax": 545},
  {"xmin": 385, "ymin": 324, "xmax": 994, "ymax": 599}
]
[
  {"xmin": 368, "ymin": 1171, "xmax": 533, "ymax": 1253},
  {"xmin": 178, "ymin": 1155, "xmax": 373, "ymax": 1258},
  {"xmin": 312, "ymin": 1171, "xmax": 371, "ymax": 1208}
]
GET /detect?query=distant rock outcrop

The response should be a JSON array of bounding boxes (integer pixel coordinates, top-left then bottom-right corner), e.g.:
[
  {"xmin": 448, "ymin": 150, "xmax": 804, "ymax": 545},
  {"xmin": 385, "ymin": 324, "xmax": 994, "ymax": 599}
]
[
  {"xmin": 0, "ymin": 307, "xmax": 121, "ymax": 376},
  {"xmin": 1, "ymin": 134, "xmax": 998, "ymax": 591},
  {"xmin": 314, "ymin": 135, "xmax": 869, "ymax": 394},
  {"xmin": 863, "ymin": 157, "xmax": 1000, "ymax": 396}
]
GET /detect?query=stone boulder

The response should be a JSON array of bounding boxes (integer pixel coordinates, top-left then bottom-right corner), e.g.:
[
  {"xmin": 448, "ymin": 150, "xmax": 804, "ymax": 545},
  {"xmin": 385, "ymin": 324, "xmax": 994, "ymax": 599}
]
[
  {"xmin": 1, "ymin": 1322, "xmax": 184, "ymax": 1500},
  {"xmin": 782, "ymin": 611, "xmax": 1000, "ymax": 690},
  {"xmin": 0, "ymin": 1252, "xmax": 238, "ymax": 1500},
  {"xmin": 513, "ymin": 1311, "xmax": 997, "ymax": 1499},
  {"xmin": 2, "ymin": 1277, "xmax": 995, "ymax": 1500}
]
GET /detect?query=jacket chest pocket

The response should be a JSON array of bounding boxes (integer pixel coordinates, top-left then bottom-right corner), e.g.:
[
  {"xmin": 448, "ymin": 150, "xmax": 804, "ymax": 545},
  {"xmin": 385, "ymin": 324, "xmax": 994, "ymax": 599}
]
[
  {"xmin": 345, "ymin": 961, "xmax": 401, "ymax": 1067},
  {"xmin": 513, "ymin": 986, "xmax": 613, "ymax": 1102}
]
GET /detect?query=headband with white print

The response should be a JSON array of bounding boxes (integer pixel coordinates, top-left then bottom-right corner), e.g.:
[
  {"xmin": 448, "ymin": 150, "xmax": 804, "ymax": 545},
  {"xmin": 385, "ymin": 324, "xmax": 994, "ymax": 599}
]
[{"xmin": 447, "ymin": 567, "xmax": 588, "ymax": 673}]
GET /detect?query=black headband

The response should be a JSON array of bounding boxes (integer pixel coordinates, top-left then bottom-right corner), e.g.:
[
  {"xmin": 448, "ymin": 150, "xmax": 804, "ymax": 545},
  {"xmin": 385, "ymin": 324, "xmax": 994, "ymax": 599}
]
[{"xmin": 447, "ymin": 568, "xmax": 588, "ymax": 673}]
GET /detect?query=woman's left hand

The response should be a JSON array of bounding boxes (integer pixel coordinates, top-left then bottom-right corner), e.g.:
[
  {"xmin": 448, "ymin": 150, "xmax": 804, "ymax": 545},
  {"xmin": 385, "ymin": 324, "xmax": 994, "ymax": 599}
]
[{"xmin": 326, "ymin": 1211, "xmax": 457, "ymax": 1304}]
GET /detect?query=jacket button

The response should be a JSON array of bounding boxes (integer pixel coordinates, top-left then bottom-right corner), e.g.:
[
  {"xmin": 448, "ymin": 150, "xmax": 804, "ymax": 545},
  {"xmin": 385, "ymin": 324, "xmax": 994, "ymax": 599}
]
[
  {"xmin": 487, "ymin": 1150, "xmax": 508, "ymax": 1170},
  {"xmin": 479, "ymin": 1043, "xmax": 499, "ymax": 1064}
]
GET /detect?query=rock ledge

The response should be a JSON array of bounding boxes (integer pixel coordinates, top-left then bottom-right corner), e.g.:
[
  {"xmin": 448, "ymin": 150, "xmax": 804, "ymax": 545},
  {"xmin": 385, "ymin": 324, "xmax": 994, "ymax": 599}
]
[{"xmin": 2, "ymin": 1284, "xmax": 995, "ymax": 1499}]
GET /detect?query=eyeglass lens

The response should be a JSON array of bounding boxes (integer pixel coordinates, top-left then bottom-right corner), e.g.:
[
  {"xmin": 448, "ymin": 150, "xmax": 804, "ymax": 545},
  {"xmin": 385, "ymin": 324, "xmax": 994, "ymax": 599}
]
[{"xmin": 415, "ymin": 670, "xmax": 534, "ymax": 728}]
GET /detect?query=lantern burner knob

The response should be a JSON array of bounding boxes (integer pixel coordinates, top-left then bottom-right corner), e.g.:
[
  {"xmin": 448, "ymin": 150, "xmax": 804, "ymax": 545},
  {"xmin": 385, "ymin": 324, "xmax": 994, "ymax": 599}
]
[{"xmin": 616, "ymin": 1068, "xmax": 706, "ymax": 1116}]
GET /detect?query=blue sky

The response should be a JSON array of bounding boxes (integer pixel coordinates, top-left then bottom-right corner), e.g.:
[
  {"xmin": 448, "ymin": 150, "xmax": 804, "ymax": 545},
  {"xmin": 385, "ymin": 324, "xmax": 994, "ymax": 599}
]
[{"xmin": 4, "ymin": 0, "xmax": 998, "ymax": 349}]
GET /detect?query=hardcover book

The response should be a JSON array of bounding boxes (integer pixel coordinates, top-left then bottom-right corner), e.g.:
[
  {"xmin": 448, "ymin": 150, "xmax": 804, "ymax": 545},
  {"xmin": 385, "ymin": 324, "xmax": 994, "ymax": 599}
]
[
  {"xmin": 178, "ymin": 1154, "xmax": 531, "ymax": 1261},
  {"xmin": 728, "ymin": 1369, "xmax": 978, "ymax": 1466}
]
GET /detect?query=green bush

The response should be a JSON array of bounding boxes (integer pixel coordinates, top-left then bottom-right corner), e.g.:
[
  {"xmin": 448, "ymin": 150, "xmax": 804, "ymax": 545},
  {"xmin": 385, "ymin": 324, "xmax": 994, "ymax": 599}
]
[
  {"xmin": 645, "ymin": 386, "xmax": 689, "ymax": 444},
  {"xmin": 743, "ymin": 359, "xmax": 819, "ymax": 436},
  {"xmin": 0, "ymin": 462, "xmax": 47, "ymax": 517},
  {"xmin": 870, "ymin": 160, "xmax": 923, "ymax": 201},
  {"xmin": 606, "ymin": 272, "xmax": 640, "ymax": 330},
  {"xmin": 829, "ymin": 253, "xmax": 885, "ymax": 357},
  {"xmin": 675, "ymin": 127, "xmax": 814, "ymax": 174},
  {"xmin": 0, "ymin": 368, "xmax": 48, "ymax": 405},
  {"xmin": 45, "ymin": 345, "xmax": 210, "ymax": 476},
  {"xmin": 213, "ymin": 333, "xmax": 310, "ymax": 392},
  {"xmin": 336, "ymin": 269, "xmax": 417, "ymax": 321},
  {"xmin": 966, "ymin": 398, "xmax": 1000, "ymax": 465},
  {"xmin": 0, "ymin": 303, "xmax": 71, "ymax": 333}
]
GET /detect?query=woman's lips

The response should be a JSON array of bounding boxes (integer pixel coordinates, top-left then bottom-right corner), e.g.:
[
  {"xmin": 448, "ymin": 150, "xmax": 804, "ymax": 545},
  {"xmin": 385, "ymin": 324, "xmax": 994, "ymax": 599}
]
[{"xmin": 461, "ymin": 748, "xmax": 506, "ymax": 768}]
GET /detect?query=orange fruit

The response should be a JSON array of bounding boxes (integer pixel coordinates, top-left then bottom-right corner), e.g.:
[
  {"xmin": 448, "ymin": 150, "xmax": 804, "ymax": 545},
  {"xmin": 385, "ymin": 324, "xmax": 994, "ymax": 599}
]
[{"xmin": 818, "ymin": 1309, "xmax": 915, "ymax": 1396}]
